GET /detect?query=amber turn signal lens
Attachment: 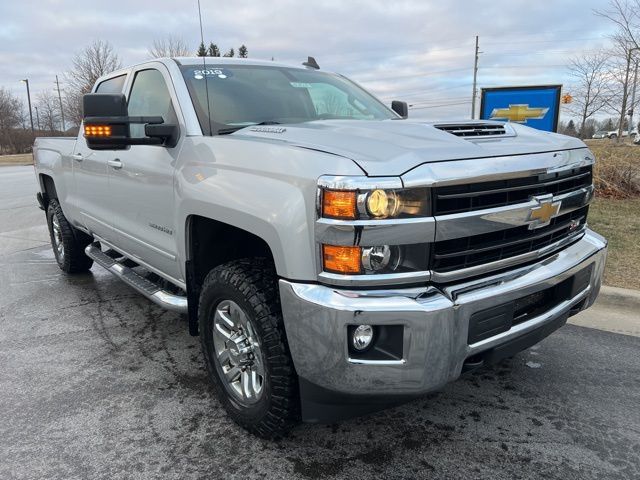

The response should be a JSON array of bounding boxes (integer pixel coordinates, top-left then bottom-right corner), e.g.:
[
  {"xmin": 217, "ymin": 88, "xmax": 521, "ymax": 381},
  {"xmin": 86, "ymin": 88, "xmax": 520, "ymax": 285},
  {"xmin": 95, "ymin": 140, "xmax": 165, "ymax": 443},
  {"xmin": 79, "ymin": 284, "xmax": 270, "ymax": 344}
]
[
  {"xmin": 323, "ymin": 245, "xmax": 362, "ymax": 274},
  {"xmin": 84, "ymin": 125, "xmax": 112, "ymax": 137},
  {"xmin": 322, "ymin": 190, "xmax": 357, "ymax": 219}
]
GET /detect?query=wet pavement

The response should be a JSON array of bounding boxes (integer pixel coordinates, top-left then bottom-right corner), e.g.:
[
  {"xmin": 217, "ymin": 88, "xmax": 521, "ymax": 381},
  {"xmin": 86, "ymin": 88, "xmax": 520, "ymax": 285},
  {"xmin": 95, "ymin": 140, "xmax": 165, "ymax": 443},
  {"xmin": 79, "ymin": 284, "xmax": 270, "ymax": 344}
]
[{"xmin": 1, "ymin": 166, "xmax": 639, "ymax": 479}]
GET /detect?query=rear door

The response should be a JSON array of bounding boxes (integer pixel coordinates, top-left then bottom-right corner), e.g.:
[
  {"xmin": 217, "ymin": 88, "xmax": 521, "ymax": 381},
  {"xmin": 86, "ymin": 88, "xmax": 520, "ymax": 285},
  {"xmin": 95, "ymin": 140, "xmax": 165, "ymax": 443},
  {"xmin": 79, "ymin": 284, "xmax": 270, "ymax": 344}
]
[
  {"xmin": 105, "ymin": 63, "xmax": 184, "ymax": 284},
  {"xmin": 72, "ymin": 73, "xmax": 128, "ymax": 240}
]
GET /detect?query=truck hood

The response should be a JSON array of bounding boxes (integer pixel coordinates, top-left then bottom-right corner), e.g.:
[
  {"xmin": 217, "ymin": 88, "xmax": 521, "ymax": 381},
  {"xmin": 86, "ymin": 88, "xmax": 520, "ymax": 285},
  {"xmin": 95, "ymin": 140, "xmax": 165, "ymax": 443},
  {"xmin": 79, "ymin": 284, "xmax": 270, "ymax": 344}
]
[{"xmin": 233, "ymin": 120, "xmax": 586, "ymax": 176}]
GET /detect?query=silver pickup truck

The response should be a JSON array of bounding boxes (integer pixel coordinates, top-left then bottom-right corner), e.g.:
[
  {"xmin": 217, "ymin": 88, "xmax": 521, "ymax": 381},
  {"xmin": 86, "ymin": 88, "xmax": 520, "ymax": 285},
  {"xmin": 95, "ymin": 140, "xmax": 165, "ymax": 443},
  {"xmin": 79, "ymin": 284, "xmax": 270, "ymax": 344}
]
[{"xmin": 33, "ymin": 57, "xmax": 607, "ymax": 438}]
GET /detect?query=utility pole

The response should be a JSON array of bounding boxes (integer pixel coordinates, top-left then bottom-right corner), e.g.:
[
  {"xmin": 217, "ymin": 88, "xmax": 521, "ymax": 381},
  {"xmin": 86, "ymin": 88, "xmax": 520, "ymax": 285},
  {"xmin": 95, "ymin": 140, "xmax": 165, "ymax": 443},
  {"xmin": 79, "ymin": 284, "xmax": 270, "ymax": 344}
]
[
  {"xmin": 20, "ymin": 79, "xmax": 34, "ymax": 133},
  {"xmin": 55, "ymin": 75, "xmax": 66, "ymax": 132},
  {"xmin": 629, "ymin": 60, "xmax": 639, "ymax": 137},
  {"xmin": 35, "ymin": 106, "xmax": 41, "ymax": 131},
  {"xmin": 471, "ymin": 35, "xmax": 480, "ymax": 120}
]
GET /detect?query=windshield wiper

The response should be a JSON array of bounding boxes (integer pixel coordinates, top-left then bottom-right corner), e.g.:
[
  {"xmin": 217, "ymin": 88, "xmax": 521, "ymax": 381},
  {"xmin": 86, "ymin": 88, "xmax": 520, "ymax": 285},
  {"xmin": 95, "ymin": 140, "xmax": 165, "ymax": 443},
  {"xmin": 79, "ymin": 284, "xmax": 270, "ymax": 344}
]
[
  {"xmin": 217, "ymin": 126, "xmax": 247, "ymax": 135},
  {"xmin": 217, "ymin": 121, "xmax": 282, "ymax": 135}
]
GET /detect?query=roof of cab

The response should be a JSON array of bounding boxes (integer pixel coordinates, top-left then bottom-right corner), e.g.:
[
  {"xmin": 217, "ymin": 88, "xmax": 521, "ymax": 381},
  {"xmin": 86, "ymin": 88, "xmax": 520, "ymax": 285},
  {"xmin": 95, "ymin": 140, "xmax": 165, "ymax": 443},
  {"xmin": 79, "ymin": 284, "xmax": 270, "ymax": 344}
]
[{"xmin": 171, "ymin": 56, "xmax": 309, "ymax": 70}]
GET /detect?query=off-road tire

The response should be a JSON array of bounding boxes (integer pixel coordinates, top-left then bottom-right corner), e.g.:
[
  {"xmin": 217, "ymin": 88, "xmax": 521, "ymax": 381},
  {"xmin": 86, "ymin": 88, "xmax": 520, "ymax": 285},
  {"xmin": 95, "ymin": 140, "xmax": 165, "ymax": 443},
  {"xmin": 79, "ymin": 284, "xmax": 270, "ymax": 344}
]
[
  {"xmin": 46, "ymin": 199, "xmax": 93, "ymax": 273},
  {"xmin": 198, "ymin": 258, "xmax": 299, "ymax": 438}
]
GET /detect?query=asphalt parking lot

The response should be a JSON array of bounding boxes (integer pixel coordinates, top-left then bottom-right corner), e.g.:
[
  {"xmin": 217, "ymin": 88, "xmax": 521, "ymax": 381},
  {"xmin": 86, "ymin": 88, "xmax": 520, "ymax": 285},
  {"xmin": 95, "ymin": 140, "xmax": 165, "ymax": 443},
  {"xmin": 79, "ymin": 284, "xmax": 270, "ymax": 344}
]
[{"xmin": 1, "ymin": 165, "xmax": 639, "ymax": 480}]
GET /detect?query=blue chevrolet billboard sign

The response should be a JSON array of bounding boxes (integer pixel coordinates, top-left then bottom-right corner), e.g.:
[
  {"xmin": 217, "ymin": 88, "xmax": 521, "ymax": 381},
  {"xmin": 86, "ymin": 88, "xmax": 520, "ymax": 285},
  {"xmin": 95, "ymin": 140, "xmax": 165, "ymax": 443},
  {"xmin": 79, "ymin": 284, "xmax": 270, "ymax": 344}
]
[{"xmin": 480, "ymin": 85, "xmax": 562, "ymax": 132}]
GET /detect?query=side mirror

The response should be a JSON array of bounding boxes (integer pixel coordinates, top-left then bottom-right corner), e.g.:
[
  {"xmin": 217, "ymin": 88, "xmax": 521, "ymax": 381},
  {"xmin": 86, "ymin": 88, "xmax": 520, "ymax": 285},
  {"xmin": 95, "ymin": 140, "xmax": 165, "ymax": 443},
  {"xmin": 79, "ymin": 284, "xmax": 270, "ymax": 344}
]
[
  {"xmin": 391, "ymin": 100, "xmax": 408, "ymax": 119},
  {"xmin": 82, "ymin": 93, "xmax": 179, "ymax": 150}
]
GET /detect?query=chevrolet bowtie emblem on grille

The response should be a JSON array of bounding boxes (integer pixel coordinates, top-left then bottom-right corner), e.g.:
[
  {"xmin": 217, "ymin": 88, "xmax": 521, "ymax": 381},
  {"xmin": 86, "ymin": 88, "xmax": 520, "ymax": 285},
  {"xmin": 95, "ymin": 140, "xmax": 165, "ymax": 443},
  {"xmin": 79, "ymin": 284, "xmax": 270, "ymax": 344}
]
[
  {"xmin": 490, "ymin": 104, "xmax": 549, "ymax": 123},
  {"xmin": 528, "ymin": 195, "xmax": 561, "ymax": 229}
]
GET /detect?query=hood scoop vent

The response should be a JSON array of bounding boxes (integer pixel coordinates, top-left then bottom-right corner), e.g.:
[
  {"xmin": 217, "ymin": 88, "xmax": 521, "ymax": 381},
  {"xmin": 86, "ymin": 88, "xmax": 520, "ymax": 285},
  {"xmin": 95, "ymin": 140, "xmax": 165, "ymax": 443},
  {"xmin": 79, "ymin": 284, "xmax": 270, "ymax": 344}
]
[{"xmin": 434, "ymin": 123, "xmax": 513, "ymax": 138}]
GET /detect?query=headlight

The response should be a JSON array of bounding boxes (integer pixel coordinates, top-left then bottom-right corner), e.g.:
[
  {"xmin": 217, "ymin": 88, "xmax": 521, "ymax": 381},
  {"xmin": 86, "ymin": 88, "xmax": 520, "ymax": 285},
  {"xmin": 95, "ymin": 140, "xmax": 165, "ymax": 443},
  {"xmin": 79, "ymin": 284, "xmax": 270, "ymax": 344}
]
[
  {"xmin": 366, "ymin": 190, "xmax": 399, "ymax": 218},
  {"xmin": 321, "ymin": 187, "xmax": 430, "ymax": 220}
]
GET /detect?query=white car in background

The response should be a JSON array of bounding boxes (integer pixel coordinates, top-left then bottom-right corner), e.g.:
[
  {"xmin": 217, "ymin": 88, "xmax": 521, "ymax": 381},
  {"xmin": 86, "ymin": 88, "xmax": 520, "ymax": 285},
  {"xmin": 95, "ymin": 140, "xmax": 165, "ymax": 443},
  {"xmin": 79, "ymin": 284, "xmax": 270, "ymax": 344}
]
[{"xmin": 599, "ymin": 129, "xmax": 638, "ymax": 139}]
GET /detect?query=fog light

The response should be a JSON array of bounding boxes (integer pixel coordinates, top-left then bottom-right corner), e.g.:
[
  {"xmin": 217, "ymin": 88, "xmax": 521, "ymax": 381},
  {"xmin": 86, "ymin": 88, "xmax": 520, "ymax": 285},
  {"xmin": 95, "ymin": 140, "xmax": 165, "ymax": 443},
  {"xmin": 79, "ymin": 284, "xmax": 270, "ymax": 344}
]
[
  {"xmin": 352, "ymin": 324, "xmax": 374, "ymax": 351},
  {"xmin": 361, "ymin": 245, "xmax": 391, "ymax": 271}
]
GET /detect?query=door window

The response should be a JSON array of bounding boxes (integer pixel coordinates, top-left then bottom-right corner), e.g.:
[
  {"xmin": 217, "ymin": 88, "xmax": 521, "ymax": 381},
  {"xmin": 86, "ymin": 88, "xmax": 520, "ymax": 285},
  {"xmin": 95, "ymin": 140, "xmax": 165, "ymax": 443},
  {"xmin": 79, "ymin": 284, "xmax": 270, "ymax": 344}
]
[
  {"xmin": 96, "ymin": 74, "xmax": 126, "ymax": 93},
  {"xmin": 128, "ymin": 69, "xmax": 177, "ymax": 138}
]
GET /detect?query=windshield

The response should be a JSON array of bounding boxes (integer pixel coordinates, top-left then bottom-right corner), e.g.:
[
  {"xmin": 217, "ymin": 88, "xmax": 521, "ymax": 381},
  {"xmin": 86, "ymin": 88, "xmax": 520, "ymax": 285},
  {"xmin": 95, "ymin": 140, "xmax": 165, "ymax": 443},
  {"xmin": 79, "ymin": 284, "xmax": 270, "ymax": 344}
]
[{"xmin": 180, "ymin": 63, "xmax": 396, "ymax": 135}]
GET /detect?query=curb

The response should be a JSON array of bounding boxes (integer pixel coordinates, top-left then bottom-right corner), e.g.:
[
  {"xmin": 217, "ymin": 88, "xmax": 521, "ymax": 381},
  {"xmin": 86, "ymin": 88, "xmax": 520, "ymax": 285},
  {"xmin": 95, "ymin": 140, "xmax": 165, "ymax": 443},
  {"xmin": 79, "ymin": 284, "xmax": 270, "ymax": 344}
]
[{"xmin": 598, "ymin": 285, "xmax": 640, "ymax": 310}]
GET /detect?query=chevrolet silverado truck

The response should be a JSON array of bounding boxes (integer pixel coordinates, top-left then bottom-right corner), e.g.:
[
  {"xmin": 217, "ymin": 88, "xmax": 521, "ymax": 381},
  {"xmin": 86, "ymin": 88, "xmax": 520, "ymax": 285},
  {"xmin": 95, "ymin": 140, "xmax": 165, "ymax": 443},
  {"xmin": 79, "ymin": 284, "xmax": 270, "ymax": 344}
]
[{"xmin": 33, "ymin": 57, "xmax": 607, "ymax": 438}]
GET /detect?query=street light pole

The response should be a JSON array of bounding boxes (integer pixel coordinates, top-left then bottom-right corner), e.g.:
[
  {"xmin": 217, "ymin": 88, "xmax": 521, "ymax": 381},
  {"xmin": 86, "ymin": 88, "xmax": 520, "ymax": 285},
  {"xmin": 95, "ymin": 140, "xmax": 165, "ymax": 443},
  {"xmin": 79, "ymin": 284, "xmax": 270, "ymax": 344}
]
[
  {"xmin": 618, "ymin": 47, "xmax": 640, "ymax": 142},
  {"xmin": 20, "ymin": 79, "xmax": 34, "ymax": 133},
  {"xmin": 629, "ymin": 60, "xmax": 639, "ymax": 137}
]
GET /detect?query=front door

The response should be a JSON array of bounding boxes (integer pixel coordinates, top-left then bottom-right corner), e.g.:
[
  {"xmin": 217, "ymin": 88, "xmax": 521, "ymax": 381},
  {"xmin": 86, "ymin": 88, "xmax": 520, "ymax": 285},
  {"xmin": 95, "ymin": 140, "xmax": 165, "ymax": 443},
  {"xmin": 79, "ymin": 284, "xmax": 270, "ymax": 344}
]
[
  {"xmin": 106, "ymin": 65, "xmax": 183, "ymax": 284},
  {"xmin": 72, "ymin": 73, "xmax": 128, "ymax": 241}
]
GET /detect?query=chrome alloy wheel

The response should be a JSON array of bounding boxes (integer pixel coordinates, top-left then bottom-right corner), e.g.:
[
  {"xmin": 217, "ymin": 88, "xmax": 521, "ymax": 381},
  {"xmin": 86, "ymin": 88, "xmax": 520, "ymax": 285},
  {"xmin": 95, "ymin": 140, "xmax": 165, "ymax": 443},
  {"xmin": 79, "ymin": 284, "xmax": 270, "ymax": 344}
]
[
  {"xmin": 51, "ymin": 215, "xmax": 65, "ymax": 262},
  {"xmin": 212, "ymin": 300, "xmax": 265, "ymax": 404}
]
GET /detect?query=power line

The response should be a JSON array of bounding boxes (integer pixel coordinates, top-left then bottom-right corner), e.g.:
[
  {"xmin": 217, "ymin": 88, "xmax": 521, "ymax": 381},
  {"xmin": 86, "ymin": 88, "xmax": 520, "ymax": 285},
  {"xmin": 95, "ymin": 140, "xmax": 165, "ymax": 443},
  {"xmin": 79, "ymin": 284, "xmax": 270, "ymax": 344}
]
[
  {"xmin": 379, "ymin": 83, "xmax": 474, "ymax": 100},
  {"xmin": 410, "ymin": 101, "xmax": 471, "ymax": 110},
  {"xmin": 352, "ymin": 67, "xmax": 471, "ymax": 83},
  {"xmin": 480, "ymin": 64, "xmax": 567, "ymax": 69}
]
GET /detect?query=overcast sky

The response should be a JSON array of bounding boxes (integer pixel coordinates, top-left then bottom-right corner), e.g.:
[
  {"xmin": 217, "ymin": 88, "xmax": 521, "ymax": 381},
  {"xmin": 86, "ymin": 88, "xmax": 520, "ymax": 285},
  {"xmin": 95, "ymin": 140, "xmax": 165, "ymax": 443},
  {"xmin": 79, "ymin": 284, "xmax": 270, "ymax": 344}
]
[{"xmin": 0, "ymin": 0, "xmax": 616, "ymax": 120}]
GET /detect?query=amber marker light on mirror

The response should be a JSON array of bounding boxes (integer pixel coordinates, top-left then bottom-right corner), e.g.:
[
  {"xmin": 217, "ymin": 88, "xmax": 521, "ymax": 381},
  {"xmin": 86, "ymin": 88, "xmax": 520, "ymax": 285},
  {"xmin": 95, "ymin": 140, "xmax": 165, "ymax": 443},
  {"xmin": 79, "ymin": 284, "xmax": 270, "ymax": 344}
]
[
  {"xmin": 323, "ymin": 245, "xmax": 362, "ymax": 274},
  {"xmin": 322, "ymin": 190, "xmax": 357, "ymax": 219},
  {"xmin": 84, "ymin": 125, "xmax": 112, "ymax": 137}
]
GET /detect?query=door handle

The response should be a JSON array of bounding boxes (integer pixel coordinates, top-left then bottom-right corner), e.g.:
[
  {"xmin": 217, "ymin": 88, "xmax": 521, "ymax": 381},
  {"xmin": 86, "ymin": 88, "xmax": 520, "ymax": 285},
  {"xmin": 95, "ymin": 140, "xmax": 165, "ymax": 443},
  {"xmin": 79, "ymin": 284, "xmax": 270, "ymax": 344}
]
[
  {"xmin": 71, "ymin": 153, "xmax": 84, "ymax": 162},
  {"xmin": 107, "ymin": 159, "xmax": 123, "ymax": 170}
]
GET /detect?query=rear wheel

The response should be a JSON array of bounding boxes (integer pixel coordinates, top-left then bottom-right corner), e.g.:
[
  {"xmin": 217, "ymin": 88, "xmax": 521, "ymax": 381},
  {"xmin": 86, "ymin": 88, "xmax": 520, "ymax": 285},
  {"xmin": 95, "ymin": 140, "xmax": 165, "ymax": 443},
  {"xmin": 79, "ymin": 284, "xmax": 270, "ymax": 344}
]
[
  {"xmin": 46, "ymin": 199, "xmax": 93, "ymax": 273},
  {"xmin": 198, "ymin": 258, "xmax": 299, "ymax": 438}
]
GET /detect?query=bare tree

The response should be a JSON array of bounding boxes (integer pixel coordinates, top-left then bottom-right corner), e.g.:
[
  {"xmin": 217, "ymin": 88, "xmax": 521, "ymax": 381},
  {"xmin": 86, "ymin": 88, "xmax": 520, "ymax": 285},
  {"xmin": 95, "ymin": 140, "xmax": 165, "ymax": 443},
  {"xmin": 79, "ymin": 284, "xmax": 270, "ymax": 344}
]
[
  {"xmin": 595, "ymin": 0, "xmax": 640, "ymax": 139},
  {"xmin": 0, "ymin": 88, "xmax": 24, "ymax": 153},
  {"xmin": 567, "ymin": 52, "xmax": 609, "ymax": 138},
  {"xmin": 148, "ymin": 35, "xmax": 191, "ymax": 58},
  {"xmin": 596, "ymin": 0, "xmax": 640, "ymax": 49},
  {"xmin": 36, "ymin": 91, "xmax": 60, "ymax": 134},
  {"xmin": 596, "ymin": 43, "xmax": 640, "ymax": 134},
  {"xmin": 63, "ymin": 40, "xmax": 122, "ymax": 126}
]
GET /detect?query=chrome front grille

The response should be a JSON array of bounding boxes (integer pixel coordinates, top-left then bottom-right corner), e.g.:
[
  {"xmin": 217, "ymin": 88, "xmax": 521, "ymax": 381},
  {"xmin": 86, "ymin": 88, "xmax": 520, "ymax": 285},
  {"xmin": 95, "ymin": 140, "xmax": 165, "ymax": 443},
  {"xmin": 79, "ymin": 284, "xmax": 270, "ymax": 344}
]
[
  {"xmin": 432, "ymin": 206, "xmax": 588, "ymax": 275},
  {"xmin": 432, "ymin": 166, "xmax": 592, "ymax": 216}
]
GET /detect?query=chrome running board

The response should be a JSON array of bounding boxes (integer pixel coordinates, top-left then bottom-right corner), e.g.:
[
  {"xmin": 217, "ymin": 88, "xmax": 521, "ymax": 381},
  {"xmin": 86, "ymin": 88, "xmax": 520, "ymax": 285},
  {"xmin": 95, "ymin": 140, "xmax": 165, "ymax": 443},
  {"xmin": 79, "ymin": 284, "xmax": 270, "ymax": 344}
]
[{"xmin": 85, "ymin": 243, "xmax": 188, "ymax": 314}]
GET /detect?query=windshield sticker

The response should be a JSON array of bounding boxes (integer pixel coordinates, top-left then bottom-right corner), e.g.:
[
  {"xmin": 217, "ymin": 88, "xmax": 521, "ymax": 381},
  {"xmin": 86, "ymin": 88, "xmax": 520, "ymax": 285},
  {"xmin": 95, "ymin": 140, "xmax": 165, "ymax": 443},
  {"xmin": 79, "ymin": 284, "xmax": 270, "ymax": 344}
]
[
  {"xmin": 290, "ymin": 82, "xmax": 312, "ymax": 88},
  {"xmin": 192, "ymin": 68, "xmax": 232, "ymax": 80}
]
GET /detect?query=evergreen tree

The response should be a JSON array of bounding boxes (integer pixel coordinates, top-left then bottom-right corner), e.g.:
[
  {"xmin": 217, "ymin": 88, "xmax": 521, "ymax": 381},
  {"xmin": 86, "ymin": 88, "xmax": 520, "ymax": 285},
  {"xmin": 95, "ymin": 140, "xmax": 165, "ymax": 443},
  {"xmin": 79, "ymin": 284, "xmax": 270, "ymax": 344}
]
[
  {"xmin": 223, "ymin": 48, "xmax": 235, "ymax": 57},
  {"xmin": 600, "ymin": 118, "xmax": 615, "ymax": 131},
  {"xmin": 565, "ymin": 120, "xmax": 578, "ymax": 137},
  {"xmin": 238, "ymin": 45, "xmax": 248, "ymax": 58},
  {"xmin": 208, "ymin": 43, "xmax": 220, "ymax": 57},
  {"xmin": 196, "ymin": 42, "xmax": 207, "ymax": 57}
]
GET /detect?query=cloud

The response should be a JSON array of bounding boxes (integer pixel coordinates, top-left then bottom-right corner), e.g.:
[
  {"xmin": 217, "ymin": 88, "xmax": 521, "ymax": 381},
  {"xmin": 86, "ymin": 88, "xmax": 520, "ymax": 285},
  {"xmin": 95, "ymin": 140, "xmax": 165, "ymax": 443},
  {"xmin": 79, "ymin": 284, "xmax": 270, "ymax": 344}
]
[{"xmin": 1, "ymin": 0, "xmax": 615, "ymax": 119}]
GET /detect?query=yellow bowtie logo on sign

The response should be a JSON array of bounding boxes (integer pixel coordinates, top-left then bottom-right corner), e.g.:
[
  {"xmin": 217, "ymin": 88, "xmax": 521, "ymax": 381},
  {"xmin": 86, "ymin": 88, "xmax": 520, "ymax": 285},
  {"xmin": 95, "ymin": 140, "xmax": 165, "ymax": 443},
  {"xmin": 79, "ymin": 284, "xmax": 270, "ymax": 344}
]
[{"xmin": 490, "ymin": 104, "xmax": 549, "ymax": 123}]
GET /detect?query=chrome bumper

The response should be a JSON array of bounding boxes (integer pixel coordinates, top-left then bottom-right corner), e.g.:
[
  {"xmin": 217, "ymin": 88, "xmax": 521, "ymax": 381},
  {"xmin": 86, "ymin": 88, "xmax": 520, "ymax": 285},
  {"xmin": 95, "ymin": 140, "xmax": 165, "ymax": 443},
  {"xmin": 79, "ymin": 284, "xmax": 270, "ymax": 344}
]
[{"xmin": 280, "ymin": 229, "xmax": 607, "ymax": 399}]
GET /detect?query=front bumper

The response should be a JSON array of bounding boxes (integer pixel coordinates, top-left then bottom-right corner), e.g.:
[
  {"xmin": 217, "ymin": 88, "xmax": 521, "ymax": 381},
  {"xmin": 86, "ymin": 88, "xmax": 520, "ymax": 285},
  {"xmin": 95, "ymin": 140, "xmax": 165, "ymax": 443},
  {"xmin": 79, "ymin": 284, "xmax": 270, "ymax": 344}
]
[{"xmin": 279, "ymin": 229, "xmax": 607, "ymax": 421}]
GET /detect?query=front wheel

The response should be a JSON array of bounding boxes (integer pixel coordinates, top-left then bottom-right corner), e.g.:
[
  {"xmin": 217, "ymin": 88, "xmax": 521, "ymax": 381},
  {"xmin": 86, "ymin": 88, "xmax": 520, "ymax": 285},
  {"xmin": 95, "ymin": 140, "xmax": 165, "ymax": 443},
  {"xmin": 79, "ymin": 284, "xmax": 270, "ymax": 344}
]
[{"xmin": 198, "ymin": 258, "xmax": 299, "ymax": 438}]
